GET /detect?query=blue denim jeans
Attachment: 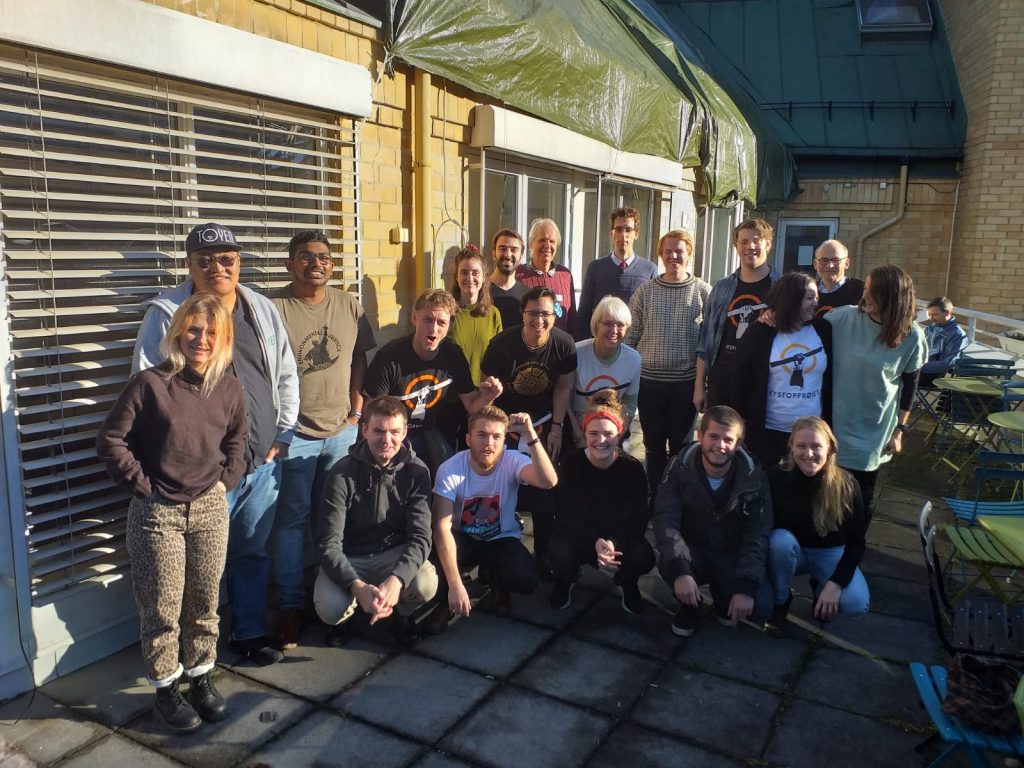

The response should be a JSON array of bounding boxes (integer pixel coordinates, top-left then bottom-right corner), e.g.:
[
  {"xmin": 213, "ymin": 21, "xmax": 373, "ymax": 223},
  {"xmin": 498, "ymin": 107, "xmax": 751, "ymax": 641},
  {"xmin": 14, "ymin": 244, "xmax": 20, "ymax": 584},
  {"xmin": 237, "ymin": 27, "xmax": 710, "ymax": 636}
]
[
  {"xmin": 226, "ymin": 458, "xmax": 282, "ymax": 641},
  {"xmin": 272, "ymin": 425, "xmax": 359, "ymax": 610},
  {"xmin": 768, "ymin": 528, "xmax": 870, "ymax": 614}
]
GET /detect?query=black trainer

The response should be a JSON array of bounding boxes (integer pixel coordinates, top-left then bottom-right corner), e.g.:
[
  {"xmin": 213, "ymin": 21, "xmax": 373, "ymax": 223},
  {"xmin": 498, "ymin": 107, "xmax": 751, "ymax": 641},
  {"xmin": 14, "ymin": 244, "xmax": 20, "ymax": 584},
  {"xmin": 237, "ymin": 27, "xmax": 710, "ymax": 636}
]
[
  {"xmin": 391, "ymin": 614, "xmax": 422, "ymax": 648},
  {"xmin": 550, "ymin": 579, "xmax": 574, "ymax": 610},
  {"xmin": 617, "ymin": 580, "xmax": 644, "ymax": 614},
  {"xmin": 187, "ymin": 671, "xmax": 228, "ymax": 722},
  {"xmin": 229, "ymin": 636, "xmax": 284, "ymax": 666},
  {"xmin": 153, "ymin": 679, "xmax": 202, "ymax": 733},
  {"xmin": 671, "ymin": 604, "xmax": 698, "ymax": 637},
  {"xmin": 765, "ymin": 589, "xmax": 793, "ymax": 638},
  {"xmin": 324, "ymin": 622, "xmax": 354, "ymax": 648},
  {"xmin": 421, "ymin": 604, "xmax": 451, "ymax": 635}
]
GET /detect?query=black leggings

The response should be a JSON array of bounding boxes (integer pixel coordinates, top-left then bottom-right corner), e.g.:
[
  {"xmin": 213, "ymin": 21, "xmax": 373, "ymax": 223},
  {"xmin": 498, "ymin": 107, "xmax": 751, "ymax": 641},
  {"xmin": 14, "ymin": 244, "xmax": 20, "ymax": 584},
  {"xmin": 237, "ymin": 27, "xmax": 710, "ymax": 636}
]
[
  {"xmin": 845, "ymin": 467, "xmax": 878, "ymax": 522},
  {"xmin": 638, "ymin": 377, "xmax": 697, "ymax": 494},
  {"xmin": 547, "ymin": 532, "xmax": 655, "ymax": 582}
]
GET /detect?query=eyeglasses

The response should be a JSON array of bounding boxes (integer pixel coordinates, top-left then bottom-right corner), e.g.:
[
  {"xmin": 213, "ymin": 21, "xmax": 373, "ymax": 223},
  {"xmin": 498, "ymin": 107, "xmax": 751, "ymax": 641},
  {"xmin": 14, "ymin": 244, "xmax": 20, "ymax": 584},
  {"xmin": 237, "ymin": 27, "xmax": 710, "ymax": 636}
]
[
  {"xmin": 612, "ymin": 226, "xmax": 636, "ymax": 234},
  {"xmin": 192, "ymin": 254, "xmax": 239, "ymax": 269},
  {"xmin": 295, "ymin": 252, "xmax": 332, "ymax": 265},
  {"xmin": 524, "ymin": 310, "xmax": 554, "ymax": 320},
  {"xmin": 814, "ymin": 257, "xmax": 847, "ymax": 266}
]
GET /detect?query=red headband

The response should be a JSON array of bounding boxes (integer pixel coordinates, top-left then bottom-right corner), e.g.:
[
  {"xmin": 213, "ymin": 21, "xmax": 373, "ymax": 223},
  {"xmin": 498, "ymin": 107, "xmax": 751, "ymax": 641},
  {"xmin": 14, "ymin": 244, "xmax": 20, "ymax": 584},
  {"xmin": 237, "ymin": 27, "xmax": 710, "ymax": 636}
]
[{"xmin": 581, "ymin": 409, "xmax": 624, "ymax": 435}]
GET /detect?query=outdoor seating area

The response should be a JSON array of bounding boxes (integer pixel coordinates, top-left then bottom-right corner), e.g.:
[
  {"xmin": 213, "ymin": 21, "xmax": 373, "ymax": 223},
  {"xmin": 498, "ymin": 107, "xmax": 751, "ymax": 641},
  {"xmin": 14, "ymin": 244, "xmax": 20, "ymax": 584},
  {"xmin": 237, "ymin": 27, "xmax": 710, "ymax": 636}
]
[{"xmin": 0, "ymin": 424, "xmax": 1012, "ymax": 768}]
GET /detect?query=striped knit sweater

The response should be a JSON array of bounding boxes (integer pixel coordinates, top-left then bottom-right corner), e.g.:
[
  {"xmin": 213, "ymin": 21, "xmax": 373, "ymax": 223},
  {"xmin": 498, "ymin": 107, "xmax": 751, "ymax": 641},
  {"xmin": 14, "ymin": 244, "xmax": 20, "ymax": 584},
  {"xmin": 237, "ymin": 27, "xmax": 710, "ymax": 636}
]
[{"xmin": 625, "ymin": 275, "xmax": 711, "ymax": 383}]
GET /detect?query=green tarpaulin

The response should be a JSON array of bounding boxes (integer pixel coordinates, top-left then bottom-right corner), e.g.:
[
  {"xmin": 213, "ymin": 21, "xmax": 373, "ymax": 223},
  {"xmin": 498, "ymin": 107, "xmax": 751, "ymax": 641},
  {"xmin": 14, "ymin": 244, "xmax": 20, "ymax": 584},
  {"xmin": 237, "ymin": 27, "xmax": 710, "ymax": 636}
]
[{"xmin": 384, "ymin": 0, "xmax": 785, "ymax": 206}]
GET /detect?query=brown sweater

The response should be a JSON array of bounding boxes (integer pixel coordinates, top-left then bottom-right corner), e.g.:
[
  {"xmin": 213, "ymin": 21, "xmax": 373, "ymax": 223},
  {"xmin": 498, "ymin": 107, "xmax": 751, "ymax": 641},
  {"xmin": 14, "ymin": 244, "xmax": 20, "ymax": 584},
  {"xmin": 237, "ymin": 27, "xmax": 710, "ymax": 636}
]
[{"xmin": 96, "ymin": 363, "xmax": 248, "ymax": 502}]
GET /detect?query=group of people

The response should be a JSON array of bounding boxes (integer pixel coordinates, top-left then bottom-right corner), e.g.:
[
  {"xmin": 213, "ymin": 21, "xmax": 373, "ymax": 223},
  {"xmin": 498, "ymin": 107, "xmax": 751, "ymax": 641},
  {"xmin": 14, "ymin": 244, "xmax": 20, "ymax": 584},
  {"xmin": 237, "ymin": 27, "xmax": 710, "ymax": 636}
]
[{"xmin": 97, "ymin": 209, "xmax": 958, "ymax": 734}]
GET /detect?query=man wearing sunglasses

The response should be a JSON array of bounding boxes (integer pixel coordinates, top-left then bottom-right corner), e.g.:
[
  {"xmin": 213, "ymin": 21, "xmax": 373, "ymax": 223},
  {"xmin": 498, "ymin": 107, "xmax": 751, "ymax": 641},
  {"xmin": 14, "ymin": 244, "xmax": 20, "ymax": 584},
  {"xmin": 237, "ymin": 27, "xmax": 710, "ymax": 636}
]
[
  {"xmin": 269, "ymin": 231, "xmax": 377, "ymax": 651},
  {"xmin": 132, "ymin": 222, "xmax": 299, "ymax": 667}
]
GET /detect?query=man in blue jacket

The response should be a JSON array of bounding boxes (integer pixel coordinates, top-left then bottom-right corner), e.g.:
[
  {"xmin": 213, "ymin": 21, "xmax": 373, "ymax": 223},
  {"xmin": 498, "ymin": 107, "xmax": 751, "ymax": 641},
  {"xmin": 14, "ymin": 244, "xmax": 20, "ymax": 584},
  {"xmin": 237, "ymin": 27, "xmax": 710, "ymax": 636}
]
[
  {"xmin": 920, "ymin": 297, "xmax": 968, "ymax": 387},
  {"xmin": 132, "ymin": 222, "xmax": 299, "ymax": 666}
]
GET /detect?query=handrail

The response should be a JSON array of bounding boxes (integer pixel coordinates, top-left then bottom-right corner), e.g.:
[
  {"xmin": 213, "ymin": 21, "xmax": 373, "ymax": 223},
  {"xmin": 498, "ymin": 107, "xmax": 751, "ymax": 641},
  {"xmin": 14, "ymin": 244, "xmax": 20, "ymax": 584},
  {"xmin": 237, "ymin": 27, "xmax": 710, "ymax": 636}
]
[{"xmin": 916, "ymin": 299, "xmax": 1024, "ymax": 351}]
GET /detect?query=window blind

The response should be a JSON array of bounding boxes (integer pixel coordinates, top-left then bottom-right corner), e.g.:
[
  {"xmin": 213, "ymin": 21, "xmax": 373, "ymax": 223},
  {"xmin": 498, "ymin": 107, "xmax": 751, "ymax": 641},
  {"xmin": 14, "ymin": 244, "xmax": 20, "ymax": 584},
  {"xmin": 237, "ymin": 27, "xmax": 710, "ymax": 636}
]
[{"xmin": 0, "ymin": 45, "xmax": 361, "ymax": 601}]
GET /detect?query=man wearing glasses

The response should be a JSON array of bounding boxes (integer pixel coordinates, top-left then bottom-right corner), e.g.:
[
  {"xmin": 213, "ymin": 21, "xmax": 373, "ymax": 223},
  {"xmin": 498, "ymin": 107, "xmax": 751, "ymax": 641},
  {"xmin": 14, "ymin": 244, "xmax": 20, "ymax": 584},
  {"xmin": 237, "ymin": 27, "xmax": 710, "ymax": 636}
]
[
  {"xmin": 813, "ymin": 239, "xmax": 863, "ymax": 315},
  {"xmin": 577, "ymin": 207, "xmax": 657, "ymax": 338},
  {"xmin": 132, "ymin": 222, "xmax": 299, "ymax": 666},
  {"xmin": 270, "ymin": 231, "xmax": 377, "ymax": 651},
  {"xmin": 481, "ymin": 286, "xmax": 578, "ymax": 574}
]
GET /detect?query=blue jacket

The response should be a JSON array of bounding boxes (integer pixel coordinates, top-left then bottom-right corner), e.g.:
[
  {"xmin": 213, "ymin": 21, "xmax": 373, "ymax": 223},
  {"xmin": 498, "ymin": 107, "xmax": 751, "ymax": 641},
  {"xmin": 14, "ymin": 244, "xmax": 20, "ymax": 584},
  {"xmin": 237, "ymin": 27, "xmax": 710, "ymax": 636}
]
[
  {"xmin": 697, "ymin": 265, "xmax": 782, "ymax": 370},
  {"xmin": 131, "ymin": 280, "xmax": 299, "ymax": 446},
  {"xmin": 922, "ymin": 317, "xmax": 968, "ymax": 375}
]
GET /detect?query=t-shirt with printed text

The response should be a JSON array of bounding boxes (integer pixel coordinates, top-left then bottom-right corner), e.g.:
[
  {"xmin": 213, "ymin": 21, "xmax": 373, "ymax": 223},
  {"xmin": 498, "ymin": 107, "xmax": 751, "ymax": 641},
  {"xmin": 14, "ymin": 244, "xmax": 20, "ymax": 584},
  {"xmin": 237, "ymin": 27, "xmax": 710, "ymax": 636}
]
[{"xmin": 433, "ymin": 449, "xmax": 532, "ymax": 541}]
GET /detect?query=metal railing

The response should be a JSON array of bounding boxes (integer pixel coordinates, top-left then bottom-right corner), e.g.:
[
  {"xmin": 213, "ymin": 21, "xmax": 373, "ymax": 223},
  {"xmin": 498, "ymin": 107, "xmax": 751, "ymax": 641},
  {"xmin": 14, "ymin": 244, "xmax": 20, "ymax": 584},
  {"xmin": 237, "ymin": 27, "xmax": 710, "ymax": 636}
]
[{"xmin": 916, "ymin": 300, "xmax": 1024, "ymax": 361}]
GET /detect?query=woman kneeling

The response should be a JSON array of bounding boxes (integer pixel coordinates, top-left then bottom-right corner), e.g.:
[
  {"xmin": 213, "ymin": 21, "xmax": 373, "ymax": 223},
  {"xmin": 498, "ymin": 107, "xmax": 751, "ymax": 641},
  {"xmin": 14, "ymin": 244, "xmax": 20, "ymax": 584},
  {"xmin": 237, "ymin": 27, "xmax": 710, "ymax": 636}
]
[
  {"xmin": 97, "ymin": 294, "xmax": 247, "ymax": 733},
  {"xmin": 767, "ymin": 417, "xmax": 870, "ymax": 631},
  {"xmin": 548, "ymin": 390, "xmax": 655, "ymax": 614}
]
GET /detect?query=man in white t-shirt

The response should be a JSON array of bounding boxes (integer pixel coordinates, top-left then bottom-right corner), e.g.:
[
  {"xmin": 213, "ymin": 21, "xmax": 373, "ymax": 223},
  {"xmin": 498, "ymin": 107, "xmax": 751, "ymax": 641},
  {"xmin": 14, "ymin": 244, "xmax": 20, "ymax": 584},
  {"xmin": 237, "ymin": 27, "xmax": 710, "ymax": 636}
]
[{"xmin": 428, "ymin": 406, "xmax": 558, "ymax": 631}]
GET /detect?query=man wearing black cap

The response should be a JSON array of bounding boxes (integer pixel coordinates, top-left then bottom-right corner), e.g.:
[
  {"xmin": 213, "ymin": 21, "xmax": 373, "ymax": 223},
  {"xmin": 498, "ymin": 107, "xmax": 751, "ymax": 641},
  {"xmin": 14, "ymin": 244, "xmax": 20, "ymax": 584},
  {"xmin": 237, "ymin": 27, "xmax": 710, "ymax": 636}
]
[{"xmin": 132, "ymin": 223, "xmax": 299, "ymax": 666}]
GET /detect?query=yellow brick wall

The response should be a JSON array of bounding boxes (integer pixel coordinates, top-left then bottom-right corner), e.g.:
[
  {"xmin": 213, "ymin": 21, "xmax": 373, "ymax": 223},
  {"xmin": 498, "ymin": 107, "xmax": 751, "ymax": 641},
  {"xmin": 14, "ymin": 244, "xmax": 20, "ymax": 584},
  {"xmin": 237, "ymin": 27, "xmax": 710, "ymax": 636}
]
[
  {"xmin": 760, "ymin": 175, "xmax": 958, "ymax": 303},
  {"xmin": 143, "ymin": 0, "xmax": 477, "ymax": 339},
  {"xmin": 936, "ymin": 0, "xmax": 1024, "ymax": 319}
]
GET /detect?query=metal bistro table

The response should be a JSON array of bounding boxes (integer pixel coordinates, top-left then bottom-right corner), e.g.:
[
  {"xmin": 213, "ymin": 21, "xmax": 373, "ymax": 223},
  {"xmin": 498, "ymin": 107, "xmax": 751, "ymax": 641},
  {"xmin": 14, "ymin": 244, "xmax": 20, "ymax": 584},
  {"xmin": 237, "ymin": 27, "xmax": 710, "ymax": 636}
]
[{"xmin": 931, "ymin": 376, "xmax": 1004, "ymax": 478}]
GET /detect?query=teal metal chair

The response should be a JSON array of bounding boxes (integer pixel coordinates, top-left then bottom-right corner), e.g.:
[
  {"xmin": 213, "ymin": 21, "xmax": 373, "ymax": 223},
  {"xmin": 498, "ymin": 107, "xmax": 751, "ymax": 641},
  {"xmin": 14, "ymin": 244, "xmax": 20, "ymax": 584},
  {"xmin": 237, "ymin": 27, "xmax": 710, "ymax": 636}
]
[{"xmin": 910, "ymin": 662, "xmax": 1024, "ymax": 767}]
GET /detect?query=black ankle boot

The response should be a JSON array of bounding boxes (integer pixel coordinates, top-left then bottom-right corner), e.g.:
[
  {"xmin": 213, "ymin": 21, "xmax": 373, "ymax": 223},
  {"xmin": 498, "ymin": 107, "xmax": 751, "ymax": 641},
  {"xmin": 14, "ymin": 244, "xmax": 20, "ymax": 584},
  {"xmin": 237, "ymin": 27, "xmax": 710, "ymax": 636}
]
[
  {"xmin": 187, "ymin": 671, "xmax": 228, "ymax": 722},
  {"xmin": 154, "ymin": 679, "xmax": 202, "ymax": 733}
]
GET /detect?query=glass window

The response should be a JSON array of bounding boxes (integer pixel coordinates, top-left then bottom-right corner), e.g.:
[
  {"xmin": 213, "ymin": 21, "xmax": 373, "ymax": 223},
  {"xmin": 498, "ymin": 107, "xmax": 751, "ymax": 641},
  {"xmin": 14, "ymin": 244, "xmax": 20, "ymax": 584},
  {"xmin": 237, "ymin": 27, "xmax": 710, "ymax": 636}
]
[
  {"xmin": 526, "ymin": 177, "xmax": 567, "ymax": 264},
  {"xmin": 856, "ymin": 0, "xmax": 933, "ymax": 32},
  {"xmin": 776, "ymin": 219, "xmax": 839, "ymax": 275}
]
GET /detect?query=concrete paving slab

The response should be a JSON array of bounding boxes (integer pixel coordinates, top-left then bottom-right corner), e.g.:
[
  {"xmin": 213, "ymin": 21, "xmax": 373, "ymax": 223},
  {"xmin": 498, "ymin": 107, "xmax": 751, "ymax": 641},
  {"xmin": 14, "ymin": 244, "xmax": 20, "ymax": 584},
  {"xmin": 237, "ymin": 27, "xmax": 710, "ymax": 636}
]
[
  {"xmin": 59, "ymin": 733, "xmax": 182, "ymax": 768},
  {"xmin": 417, "ymin": 613, "xmax": 552, "ymax": 678},
  {"xmin": 630, "ymin": 667, "xmax": 781, "ymax": 759},
  {"xmin": 588, "ymin": 723, "xmax": 743, "ymax": 768},
  {"xmin": 680, "ymin": 620, "xmax": 808, "ymax": 690},
  {"xmin": 240, "ymin": 709, "xmax": 420, "ymax": 767},
  {"xmin": 333, "ymin": 654, "xmax": 496, "ymax": 742},
  {"xmin": 512, "ymin": 635, "xmax": 661, "ymax": 715},
  {"xmin": 805, "ymin": 606, "xmax": 942, "ymax": 664},
  {"xmin": 867, "ymin": 518, "xmax": 924, "ymax": 553},
  {"xmin": 224, "ymin": 627, "xmax": 389, "ymax": 702},
  {"xmin": 39, "ymin": 644, "xmax": 152, "ymax": 728},
  {"xmin": 442, "ymin": 687, "xmax": 612, "ymax": 768},
  {"xmin": 570, "ymin": 596, "xmax": 681, "ymax": 660},
  {"xmin": 411, "ymin": 751, "xmax": 476, "ymax": 768},
  {"xmin": 793, "ymin": 647, "xmax": 928, "ymax": 726},
  {"xmin": 867, "ymin": 573, "xmax": 934, "ymax": 624},
  {"xmin": 0, "ymin": 691, "xmax": 110, "ymax": 766},
  {"xmin": 120, "ymin": 669, "xmax": 312, "ymax": 768},
  {"xmin": 764, "ymin": 698, "xmax": 924, "ymax": 768},
  {"xmin": 859, "ymin": 546, "xmax": 926, "ymax": 583}
]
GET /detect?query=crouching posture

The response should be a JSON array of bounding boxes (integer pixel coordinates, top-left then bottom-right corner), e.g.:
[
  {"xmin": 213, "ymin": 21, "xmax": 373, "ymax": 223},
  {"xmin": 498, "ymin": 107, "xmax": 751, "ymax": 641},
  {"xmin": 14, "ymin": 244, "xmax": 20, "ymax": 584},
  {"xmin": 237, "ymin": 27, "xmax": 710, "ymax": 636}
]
[
  {"xmin": 314, "ymin": 396, "xmax": 438, "ymax": 648},
  {"xmin": 767, "ymin": 417, "xmax": 870, "ymax": 632},
  {"xmin": 430, "ymin": 407, "xmax": 557, "ymax": 629},
  {"xmin": 549, "ymin": 389, "xmax": 654, "ymax": 613},
  {"xmin": 653, "ymin": 406, "xmax": 773, "ymax": 636},
  {"xmin": 97, "ymin": 294, "xmax": 247, "ymax": 733}
]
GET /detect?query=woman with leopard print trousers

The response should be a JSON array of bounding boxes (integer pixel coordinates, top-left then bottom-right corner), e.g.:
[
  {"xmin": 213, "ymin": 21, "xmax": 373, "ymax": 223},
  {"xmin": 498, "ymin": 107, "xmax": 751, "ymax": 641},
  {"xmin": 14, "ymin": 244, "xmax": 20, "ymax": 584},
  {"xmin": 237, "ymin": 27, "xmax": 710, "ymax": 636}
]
[{"xmin": 97, "ymin": 293, "xmax": 247, "ymax": 733}]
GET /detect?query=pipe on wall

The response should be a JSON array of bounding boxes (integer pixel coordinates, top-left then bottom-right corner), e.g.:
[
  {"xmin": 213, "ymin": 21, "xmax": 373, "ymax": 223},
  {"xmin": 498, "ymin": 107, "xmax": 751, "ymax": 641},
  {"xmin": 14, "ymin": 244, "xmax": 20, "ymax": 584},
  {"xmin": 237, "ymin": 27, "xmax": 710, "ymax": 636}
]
[
  {"xmin": 413, "ymin": 68, "xmax": 432, "ymax": 294},
  {"xmin": 856, "ymin": 164, "xmax": 908, "ymax": 264}
]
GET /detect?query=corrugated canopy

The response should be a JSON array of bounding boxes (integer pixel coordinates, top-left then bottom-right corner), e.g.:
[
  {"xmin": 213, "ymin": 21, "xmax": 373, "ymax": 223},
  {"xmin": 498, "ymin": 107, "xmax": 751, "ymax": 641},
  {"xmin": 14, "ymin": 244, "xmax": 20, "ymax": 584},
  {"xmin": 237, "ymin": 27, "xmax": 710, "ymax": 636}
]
[{"xmin": 384, "ymin": 0, "xmax": 795, "ymax": 207}]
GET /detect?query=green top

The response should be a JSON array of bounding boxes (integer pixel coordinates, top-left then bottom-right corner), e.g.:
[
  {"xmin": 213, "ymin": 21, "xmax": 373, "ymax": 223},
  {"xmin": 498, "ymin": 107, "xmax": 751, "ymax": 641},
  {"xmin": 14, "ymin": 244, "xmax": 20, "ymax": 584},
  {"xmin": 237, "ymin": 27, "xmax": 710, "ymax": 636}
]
[{"xmin": 451, "ymin": 306, "xmax": 502, "ymax": 385}]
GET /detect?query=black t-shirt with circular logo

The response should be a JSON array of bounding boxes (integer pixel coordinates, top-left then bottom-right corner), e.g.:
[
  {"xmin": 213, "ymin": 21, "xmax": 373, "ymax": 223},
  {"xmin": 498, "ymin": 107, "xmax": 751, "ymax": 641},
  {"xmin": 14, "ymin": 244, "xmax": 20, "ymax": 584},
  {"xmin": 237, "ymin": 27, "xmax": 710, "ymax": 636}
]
[{"xmin": 481, "ymin": 327, "xmax": 577, "ymax": 422}]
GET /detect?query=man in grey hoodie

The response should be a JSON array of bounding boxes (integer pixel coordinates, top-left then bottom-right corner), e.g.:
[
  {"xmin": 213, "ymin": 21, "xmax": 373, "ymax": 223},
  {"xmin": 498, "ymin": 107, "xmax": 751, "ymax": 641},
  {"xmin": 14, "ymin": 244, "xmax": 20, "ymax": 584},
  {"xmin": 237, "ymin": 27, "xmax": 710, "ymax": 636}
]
[
  {"xmin": 131, "ymin": 222, "xmax": 299, "ymax": 666},
  {"xmin": 314, "ymin": 395, "xmax": 437, "ymax": 647}
]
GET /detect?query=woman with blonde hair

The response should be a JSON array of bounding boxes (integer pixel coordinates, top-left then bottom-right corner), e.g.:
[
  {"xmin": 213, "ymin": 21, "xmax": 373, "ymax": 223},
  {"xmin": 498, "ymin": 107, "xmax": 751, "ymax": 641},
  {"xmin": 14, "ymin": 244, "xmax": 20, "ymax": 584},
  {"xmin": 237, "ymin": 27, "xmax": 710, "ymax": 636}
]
[
  {"xmin": 97, "ymin": 294, "xmax": 247, "ymax": 733},
  {"xmin": 548, "ymin": 389, "xmax": 654, "ymax": 614},
  {"xmin": 767, "ymin": 417, "xmax": 870, "ymax": 632}
]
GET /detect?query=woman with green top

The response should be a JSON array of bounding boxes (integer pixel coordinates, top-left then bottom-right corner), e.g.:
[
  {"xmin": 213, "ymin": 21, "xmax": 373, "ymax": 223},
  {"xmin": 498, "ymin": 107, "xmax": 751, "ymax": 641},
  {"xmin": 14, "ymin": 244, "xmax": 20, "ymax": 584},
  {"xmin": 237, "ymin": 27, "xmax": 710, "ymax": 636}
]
[{"xmin": 451, "ymin": 244, "xmax": 503, "ymax": 384}]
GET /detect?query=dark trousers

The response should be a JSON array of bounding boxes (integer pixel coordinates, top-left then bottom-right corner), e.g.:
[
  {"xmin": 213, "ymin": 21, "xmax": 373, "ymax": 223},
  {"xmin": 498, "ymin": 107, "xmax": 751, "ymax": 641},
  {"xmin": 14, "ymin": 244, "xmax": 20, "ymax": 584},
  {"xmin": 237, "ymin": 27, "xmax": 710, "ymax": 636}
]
[
  {"xmin": 638, "ymin": 377, "xmax": 697, "ymax": 493},
  {"xmin": 846, "ymin": 467, "xmax": 879, "ymax": 522},
  {"xmin": 659, "ymin": 548, "xmax": 773, "ymax": 622},
  {"xmin": 517, "ymin": 484, "xmax": 555, "ymax": 560},
  {"xmin": 437, "ymin": 532, "xmax": 539, "ymax": 602},
  {"xmin": 548, "ymin": 532, "xmax": 655, "ymax": 583},
  {"xmin": 744, "ymin": 428, "xmax": 791, "ymax": 472}
]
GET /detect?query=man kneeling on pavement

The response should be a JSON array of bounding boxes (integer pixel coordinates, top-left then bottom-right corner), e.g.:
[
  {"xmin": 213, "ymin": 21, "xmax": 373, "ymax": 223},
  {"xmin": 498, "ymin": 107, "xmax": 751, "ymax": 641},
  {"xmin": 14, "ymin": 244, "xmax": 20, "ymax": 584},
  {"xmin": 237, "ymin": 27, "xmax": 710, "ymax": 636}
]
[
  {"xmin": 314, "ymin": 395, "xmax": 437, "ymax": 647},
  {"xmin": 653, "ymin": 405, "xmax": 774, "ymax": 637}
]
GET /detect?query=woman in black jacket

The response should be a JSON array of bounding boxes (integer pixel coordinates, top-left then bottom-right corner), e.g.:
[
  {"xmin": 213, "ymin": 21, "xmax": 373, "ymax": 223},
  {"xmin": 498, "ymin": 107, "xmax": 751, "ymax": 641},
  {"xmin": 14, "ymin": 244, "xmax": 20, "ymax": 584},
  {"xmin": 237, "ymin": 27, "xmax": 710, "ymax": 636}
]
[
  {"xmin": 730, "ymin": 271, "xmax": 832, "ymax": 470},
  {"xmin": 767, "ymin": 417, "xmax": 870, "ymax": 632},
  {"xmin": 548, "ymin": 390, "xmax": 654, "ymax": 614}
]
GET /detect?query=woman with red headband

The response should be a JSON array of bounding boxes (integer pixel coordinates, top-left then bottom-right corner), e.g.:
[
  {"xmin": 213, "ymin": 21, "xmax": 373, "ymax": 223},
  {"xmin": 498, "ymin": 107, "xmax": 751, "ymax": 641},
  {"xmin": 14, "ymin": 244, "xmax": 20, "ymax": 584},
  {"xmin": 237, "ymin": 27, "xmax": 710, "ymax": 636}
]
[{"xmin": 547, "ymin": 389, "xmax": 654, "ymax": 613}]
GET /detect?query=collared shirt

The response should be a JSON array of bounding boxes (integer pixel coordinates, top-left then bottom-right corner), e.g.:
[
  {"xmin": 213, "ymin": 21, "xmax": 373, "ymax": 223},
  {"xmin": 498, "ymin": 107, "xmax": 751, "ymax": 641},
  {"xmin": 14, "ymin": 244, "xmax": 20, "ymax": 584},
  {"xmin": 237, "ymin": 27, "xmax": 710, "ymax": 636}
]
[
  {"xmin": 614, "ymin": 253, "xmax": 635, "ymax": 270},
  {"xmin": 818, "ymin": 277, "xmax": 847, "ymax": 294}
]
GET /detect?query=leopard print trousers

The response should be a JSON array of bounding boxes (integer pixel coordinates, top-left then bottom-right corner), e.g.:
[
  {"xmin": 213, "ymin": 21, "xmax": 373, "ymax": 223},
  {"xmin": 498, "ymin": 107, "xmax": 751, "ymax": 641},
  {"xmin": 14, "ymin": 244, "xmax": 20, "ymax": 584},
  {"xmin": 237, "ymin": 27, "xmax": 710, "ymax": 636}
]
[{"xmin": 127, "ymin": 485, "xmax": 228, "ymax": 683}]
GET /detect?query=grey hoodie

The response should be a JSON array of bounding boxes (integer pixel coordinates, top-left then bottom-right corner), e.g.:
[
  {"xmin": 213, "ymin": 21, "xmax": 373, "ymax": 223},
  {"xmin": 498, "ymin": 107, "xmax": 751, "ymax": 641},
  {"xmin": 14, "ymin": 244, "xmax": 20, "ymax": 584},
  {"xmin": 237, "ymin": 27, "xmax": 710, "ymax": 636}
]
[
  {"xmin": 316, "ymin": 441, "xmax": 433, "ymax": 590},
  {"xmin": 131, "ymin": 279, "xmax": 298, "ymax": 446}
]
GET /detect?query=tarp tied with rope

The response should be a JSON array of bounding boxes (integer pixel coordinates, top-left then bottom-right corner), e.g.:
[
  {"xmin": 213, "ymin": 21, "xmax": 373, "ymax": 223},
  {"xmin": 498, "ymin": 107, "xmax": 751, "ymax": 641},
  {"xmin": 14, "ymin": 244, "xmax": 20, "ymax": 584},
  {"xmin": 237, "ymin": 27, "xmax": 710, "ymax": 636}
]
[{"xmin": 383, "ymin": 0, "xmax": 792, "ymax": 207}]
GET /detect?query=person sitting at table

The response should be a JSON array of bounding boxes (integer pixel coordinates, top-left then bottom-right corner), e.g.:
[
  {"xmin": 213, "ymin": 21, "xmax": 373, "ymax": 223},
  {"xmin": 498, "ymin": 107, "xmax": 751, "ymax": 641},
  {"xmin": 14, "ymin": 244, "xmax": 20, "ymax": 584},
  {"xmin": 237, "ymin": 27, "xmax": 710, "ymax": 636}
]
[
  {"xmin": 766, "ymin": 417, "xmax": 870, "ymax": 634},
  {"xmin": 919, "ymin": 296, "xmax": 968, "ymax": 388}
]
